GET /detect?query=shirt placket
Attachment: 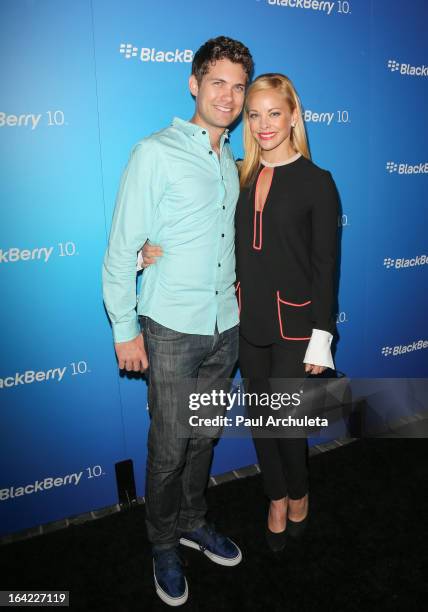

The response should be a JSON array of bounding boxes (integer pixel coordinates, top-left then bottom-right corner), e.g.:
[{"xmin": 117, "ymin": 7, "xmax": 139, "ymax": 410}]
[
  {"xmin": 212, "ymin": 144, "xmax": 228, "ymax": 310},
  {"xmin": 197, "ymin": 127, "xmax": 232, "ymax": 333}
]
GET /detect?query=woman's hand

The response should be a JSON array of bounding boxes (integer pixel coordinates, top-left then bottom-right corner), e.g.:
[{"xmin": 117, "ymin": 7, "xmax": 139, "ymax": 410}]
[
  {"xmin": 304, "ymin": 364, "xmax": 326, "ymax": 375},
  {"xmin": 138, "ymin": 241, "xmax": 163, "ymax": 268}
]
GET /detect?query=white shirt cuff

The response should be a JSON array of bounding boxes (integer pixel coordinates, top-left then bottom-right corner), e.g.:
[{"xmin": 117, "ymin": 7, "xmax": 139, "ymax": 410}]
[
  {"xmin": 136, "ymin": 249, "xmax": 144, "ymax": 271},
  {"xmin": 303, "ymin": 328, "xmax": 335, "ymax": 369}
]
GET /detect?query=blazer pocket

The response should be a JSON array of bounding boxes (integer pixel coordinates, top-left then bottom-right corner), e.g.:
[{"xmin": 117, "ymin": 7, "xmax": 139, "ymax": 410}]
[{"xmin": 276, "ymin": 291, "xmax": 312, "ymax": 341}]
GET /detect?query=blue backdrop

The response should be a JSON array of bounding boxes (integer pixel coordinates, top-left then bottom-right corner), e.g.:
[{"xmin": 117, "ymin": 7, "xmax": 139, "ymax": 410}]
[{"xmin": 1, "ymin": 0, "xmax": 427, "ymax": 537}]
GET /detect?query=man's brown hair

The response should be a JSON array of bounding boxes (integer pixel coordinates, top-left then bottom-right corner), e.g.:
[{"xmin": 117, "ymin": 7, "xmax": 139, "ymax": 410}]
[{"xmin": 191, "ymin": 36, "xmax": 254, "ymax": 84}]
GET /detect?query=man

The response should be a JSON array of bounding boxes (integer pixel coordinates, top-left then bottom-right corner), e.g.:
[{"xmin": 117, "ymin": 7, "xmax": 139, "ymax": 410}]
[{"xmin": 102, "ymin": 36, "xmax": 253, "ymax": 606}]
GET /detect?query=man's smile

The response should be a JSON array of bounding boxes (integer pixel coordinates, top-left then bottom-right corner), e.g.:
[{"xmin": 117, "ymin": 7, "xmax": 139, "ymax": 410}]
[{"xmin": 214, "ymin": 105, "xmax": 233, "ymax": 113}]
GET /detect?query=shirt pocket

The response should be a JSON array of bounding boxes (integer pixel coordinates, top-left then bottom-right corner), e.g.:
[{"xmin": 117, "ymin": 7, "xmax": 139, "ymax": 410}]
[{"xmin": 276, "ymin": 291, "xmax": 312, "ymax": 341}]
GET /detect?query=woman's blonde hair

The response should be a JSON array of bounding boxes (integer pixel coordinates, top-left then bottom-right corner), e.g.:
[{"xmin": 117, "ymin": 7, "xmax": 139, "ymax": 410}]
[{"xmin": 240, "ymin": 73, "xmax": 310, "ymax": 189}]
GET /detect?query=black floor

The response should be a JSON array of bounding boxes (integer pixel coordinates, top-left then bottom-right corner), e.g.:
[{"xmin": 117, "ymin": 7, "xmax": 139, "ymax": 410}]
[{"xmin": 1, "ymin": 439, "xmax": 427, "ymax": 611}]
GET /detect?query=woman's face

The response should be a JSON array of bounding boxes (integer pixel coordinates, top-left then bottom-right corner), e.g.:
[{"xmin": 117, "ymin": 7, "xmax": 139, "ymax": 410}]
[{"xmin": 246, "ymin": 88, "xmax": 297, "ymax": 157}]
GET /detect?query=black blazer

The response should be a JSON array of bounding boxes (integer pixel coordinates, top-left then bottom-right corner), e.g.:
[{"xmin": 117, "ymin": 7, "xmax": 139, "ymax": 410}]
[{"xmin": 235, "ymin": 155, "xmax": 339, "ymax": 346}]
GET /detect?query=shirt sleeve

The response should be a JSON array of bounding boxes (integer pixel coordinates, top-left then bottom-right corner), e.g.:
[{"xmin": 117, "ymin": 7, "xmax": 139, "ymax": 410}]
[
  {"xmin": 303, "ymin": 328, "xmax": 335, "ymax": 369},
  {"xmin": 102, "ymin": 140, "xmax": 165, "ymax": 343},
  {"xmin": 310, "ymin": 170, "xmax": 339, "ymax": 335}
]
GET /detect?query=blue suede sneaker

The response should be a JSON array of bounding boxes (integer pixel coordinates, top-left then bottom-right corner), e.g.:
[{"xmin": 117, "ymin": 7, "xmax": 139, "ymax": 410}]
[
  {"xmin": 180, "ymin": 523, "xmax": 242, "ymax": 566},
  {"xmin": 153, "ymin": 546, "xmax": 188, "ymax": 607}
]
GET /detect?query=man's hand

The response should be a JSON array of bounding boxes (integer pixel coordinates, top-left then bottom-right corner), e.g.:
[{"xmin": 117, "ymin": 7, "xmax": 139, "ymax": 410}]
[
  {"xmin": 140, "ymin": 241, "xmax": 163, "ymax": 267},
  {"xmin": 304, "ymin": 364, "xmax": 326, "ymax": 375},
  {"xmin": 114, "ymin": 333, "xmax": 148, "ymax": 372}
]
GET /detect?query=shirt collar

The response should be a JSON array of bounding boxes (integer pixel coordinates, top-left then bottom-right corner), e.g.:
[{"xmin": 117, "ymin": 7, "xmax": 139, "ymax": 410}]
[{"xmin": 172, "ymin": 117, "xmax": 229, "ymax": 143}]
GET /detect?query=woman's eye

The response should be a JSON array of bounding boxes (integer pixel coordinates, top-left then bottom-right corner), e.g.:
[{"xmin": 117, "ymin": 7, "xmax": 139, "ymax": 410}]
[
  {"xmin": 270, "ymin": 112, "xmax": 280, "ymax": 117},
  {"xmin": 248, "ymin": 114, "xmax": 258, "ymax": 119}
]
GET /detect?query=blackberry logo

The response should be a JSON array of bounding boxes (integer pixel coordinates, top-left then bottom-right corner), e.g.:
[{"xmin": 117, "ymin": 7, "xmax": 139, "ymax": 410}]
[
  {"xmin": 266, "ymin": 0, "xmax": 335, "ymax": 15},
  {"xmin": 0, "ymin": 112, "xmax": 42, "ymax": 130},
  {"xmin": 0, "ymin": 471, "xmax": 83, "ymax": 501},
  {"xmin": 387, "ymin": 58, "xmax": 428, "ymax": 77},
  {"xmin": 118, "ymin": 43, "xmax": 193, "ymax": 63},
  {"xmin": 387, "ymin": 59, "xmax": 400, "ymax": 72},
  {"xmin": 385, "ymin": 160, "xmax": 428, "ymax": 174},
  {"xmin": 383, "ymin": 255, "xmax": 427, "ymax": 269},
  {"xmin": 119, "ymin": 43, "xmax": 138, "ymax": 59},
  {"xmin": 0, "ymin": 246, "xmax": 54, "ymax": 263},
  {"xmin": 386, "ymin": 161, "xmax": 398, "ymax": 173},
  {"xmin": 382, "ymin": 340, "xmax": 428, "ymax": 357},
  {"xmin": 0, "ymin": 366, "xmax": 67, "ymax": 389}
]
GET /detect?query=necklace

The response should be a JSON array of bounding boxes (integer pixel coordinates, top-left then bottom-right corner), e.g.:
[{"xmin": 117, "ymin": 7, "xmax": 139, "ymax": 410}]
[{"xmin": 260, "ymin": 152, "xmax": 302, "ymax": 167}]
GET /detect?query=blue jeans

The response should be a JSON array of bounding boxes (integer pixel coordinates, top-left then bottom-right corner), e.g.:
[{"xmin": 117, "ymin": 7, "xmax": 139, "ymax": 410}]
[{"xmin": 140, "ymin": 316, "xmax": 239, "ymax": 550}]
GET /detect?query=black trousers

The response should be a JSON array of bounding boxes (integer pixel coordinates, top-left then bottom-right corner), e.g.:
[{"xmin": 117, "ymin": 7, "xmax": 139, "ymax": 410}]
[{"xmin": 239, "ymin": 333, "xmax": 309, "ymax": 500}]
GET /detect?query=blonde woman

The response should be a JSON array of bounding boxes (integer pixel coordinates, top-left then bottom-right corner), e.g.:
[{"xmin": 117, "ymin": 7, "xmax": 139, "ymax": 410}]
[{"xmin": 235, "ymin": 73, "xmax": 339, "ymax": 551}]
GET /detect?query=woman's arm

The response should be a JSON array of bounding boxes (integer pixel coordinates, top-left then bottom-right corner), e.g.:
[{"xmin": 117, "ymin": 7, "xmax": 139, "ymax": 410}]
[{"xmin": 304, "ymin": 170, "xmax": 339, "ymax": 371}]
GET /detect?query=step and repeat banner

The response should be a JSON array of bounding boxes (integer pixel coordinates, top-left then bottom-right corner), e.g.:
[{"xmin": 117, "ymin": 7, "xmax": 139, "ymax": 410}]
[{"xmin": 1, "ymin": 0, "xmax": 427, "ymax": 537}]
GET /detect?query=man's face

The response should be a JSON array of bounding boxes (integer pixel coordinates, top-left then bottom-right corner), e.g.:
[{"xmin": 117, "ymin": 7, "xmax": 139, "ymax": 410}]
[{"xmin": 189, "ymin": 58, "xmax": 247, "ymax": 130}]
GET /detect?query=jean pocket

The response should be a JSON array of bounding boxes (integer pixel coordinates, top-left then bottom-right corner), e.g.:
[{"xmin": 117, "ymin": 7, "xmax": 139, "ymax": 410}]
[
  {"xmin": 146, "ymin": 317, "xmax": 184, "ymax": 340},
  {"xmin": 276, "ymin": 291, "xmax": 312, "ymax": 341}
]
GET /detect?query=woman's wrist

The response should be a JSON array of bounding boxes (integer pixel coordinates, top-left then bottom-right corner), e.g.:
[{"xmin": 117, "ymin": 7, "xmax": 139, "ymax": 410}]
[{"xmin": 303, "ymin": 328, "xmax": 334, "ymax": 369}]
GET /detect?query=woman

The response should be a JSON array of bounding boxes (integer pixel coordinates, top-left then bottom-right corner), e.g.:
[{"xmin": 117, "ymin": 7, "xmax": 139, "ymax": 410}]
[
  {"xmin": 138, "ymin": 73, "xmax": 339, "ymax": 552},
  {"xmin": 235, "ymin": 73, "xmax": 339, "ymax": 551}
]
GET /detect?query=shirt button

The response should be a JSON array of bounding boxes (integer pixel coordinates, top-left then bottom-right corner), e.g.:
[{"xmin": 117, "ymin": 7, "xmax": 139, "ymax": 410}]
[
  {"xmin": 202, "ymin": 130, "xmax": 206, "ymax": 135},
  {"xmin": 209, "ymin": 150, "xmax": 213, "ymax": 155},
  {"xmin": 222, "ymin": 205, "xmax": 225, "ymax": 210},
  {"xmin": 218, "ymin": 263, "xmax": 221, "ymax": 267},
  {"xmin": 215, "ymin": 291, "xmax": 218, "ymax": 295},
  {"xmin": 221, "ymin": 233, "xmax": 224, "ymax": 237}
]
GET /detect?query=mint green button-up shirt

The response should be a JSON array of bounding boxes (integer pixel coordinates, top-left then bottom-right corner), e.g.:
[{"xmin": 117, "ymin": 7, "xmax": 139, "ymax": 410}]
[{"xmin": 102, "ymin": 117, "xmax": 240, "ymax": 343}]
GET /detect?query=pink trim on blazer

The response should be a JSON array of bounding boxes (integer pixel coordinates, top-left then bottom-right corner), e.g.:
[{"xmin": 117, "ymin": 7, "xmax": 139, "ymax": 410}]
[
  {"xmin": 253, "ymin": 167, "xmax": 273, "ymax": 251},
  {"xmin": 276, "ymin": 291, "xmax": 312, "ymax": 341}
]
